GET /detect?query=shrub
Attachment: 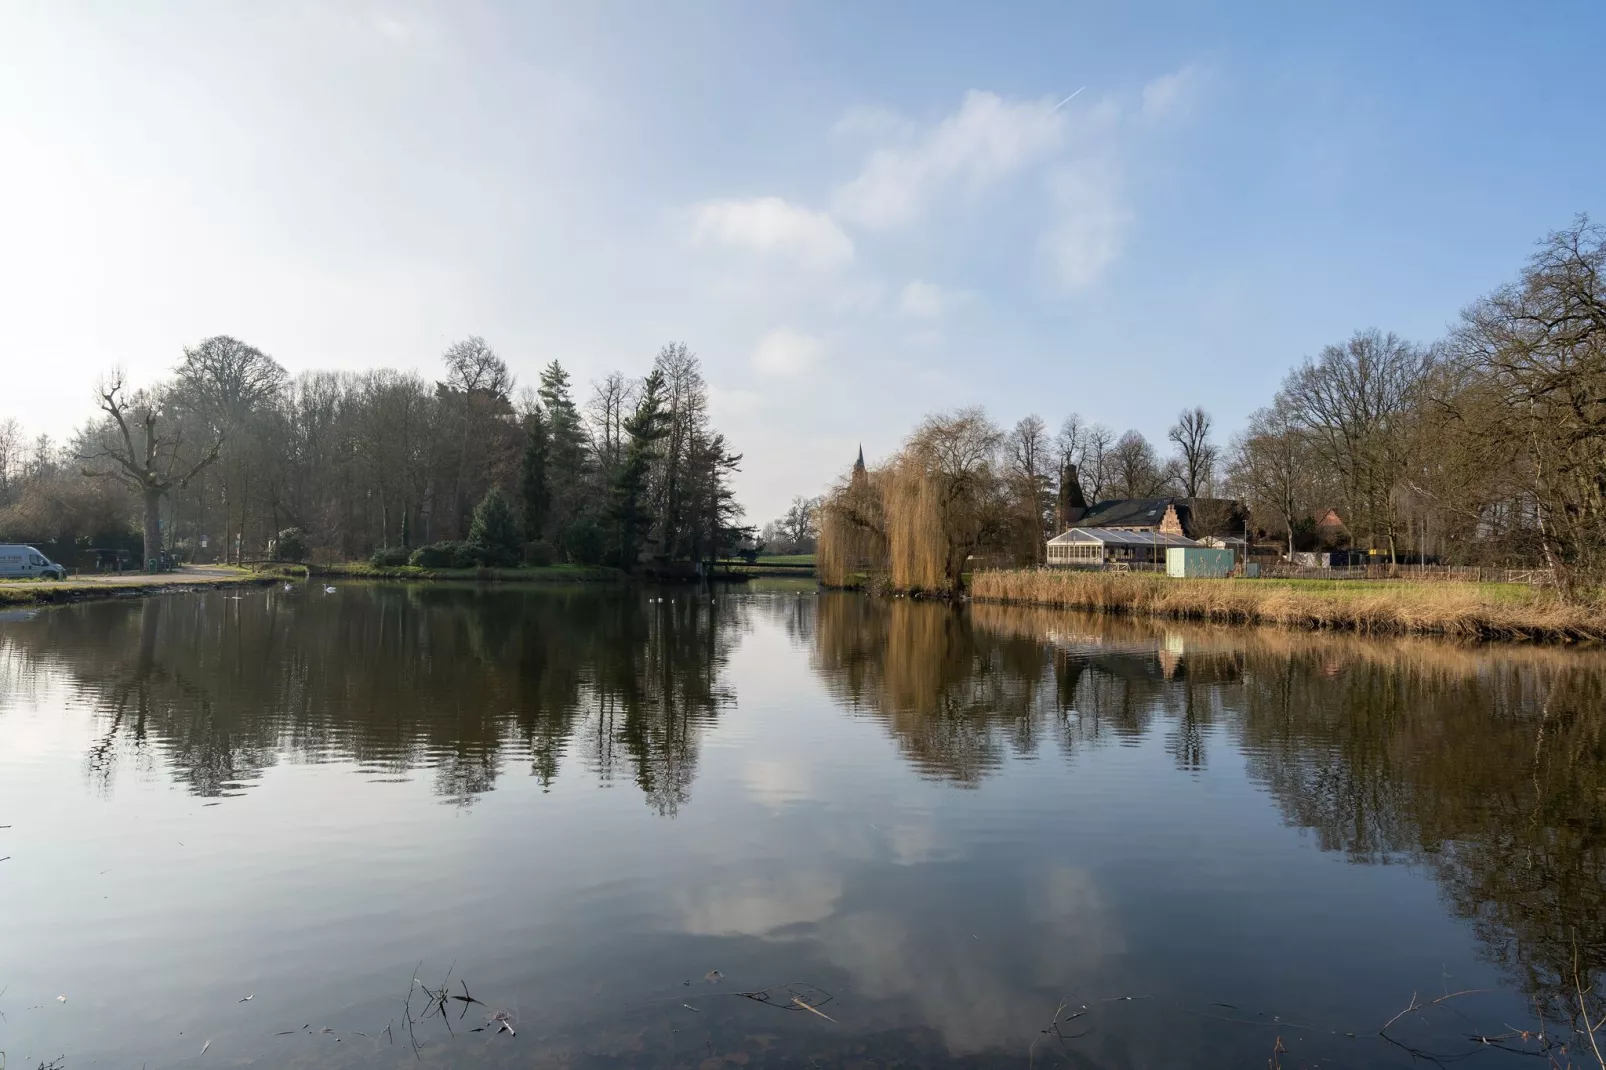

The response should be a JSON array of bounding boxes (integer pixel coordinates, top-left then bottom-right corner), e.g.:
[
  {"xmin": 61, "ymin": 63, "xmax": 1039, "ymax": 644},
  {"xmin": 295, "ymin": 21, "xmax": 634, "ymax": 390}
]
[
  {"xmin": 522, "ymin": 540, "xmax": 556, "ymax": 567},
  {"xmin": 370, "ymin": 546, "xmax": 410, "ymax": 568},
  {"xmin": 468, "ymin": 487, "xmax": 522, "ymax": 567},
  {"xmin": 408, "ymin": 541, "xmax": 485, "ymax": 569},
  {"xmin": 273, "ymin": 527, "xmax": 309, "ymax": 563},
  {"xmin": 407, "ymin": 544, "xmax": 445, "ymax": 568},
  {"xmin": 562, "ymin": 519, "xmax": 605, "ymax": 566}
]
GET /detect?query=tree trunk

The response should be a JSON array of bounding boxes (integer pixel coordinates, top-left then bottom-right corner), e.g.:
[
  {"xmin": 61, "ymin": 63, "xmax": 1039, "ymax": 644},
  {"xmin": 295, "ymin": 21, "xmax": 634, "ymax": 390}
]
[
  {"xmin": 142, "ymin": 487, "xmax": 163, "ymax": 571},
  {"xmin": 239, "ymin": 470, "xmax": 251, "ymax": 563}
]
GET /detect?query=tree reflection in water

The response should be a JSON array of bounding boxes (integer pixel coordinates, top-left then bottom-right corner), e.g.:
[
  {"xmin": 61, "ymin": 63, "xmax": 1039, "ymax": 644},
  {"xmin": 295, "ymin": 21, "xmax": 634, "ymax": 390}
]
[
  {"xmin": 0, "ymin": 585, "xmax": 737, "ymax": 815},
  {"xmin": 3, "ymin": 584, "xmax": 1603, "ymax": 1053},
  {"xmin": 809, "ymin": 594, "xmax": 1245, "ymax": 781},
  {"xmin": 811, "ymin": 595, "xmax": 1606, "ymax": 1032}
]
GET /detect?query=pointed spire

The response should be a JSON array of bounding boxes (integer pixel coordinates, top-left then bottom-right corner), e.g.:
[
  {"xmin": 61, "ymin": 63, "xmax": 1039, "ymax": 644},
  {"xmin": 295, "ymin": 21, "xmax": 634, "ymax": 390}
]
[{"xmin": 854, "ymin": 444, "xmax": 866, "ymax": 473}]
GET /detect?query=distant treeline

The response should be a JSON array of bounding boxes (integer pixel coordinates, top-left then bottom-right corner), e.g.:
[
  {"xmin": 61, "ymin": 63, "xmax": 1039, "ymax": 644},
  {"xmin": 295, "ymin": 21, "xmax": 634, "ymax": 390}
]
[
  {"xmin": 820, "ymin": 218, "xmax": 1606, "ymax": 599},
  {"xmin": 0, "ymin": 339, "xmax": 749, "ymax": 572}
]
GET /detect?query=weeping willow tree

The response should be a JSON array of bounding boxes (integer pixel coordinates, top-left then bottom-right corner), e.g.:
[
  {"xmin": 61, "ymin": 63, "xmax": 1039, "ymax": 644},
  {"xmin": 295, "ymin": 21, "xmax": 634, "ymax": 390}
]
[
  {"xmin": 819, "ymin": 408, "xmax": 1023, "ymax": 594},
  {"xmin": 818, "ymin": 461, "xmax": 885, "ymax": 588}
]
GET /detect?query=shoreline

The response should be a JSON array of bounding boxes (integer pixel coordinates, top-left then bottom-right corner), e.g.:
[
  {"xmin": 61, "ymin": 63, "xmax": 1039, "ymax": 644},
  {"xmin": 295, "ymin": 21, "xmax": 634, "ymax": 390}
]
[
  {"xmin": 966, "ymin": 569, "xmax": 1606, "ymax": 643},
  {"xmin": 309, "ymin": 561, "xmax": 624, "ymax": 584},
  {"xmin": 0, "ymin": 569, "xmax": 289, "ymax": 608},
  {"xmin": 0, "ymin": 560, "xmax": 769, "ymax": 610}
]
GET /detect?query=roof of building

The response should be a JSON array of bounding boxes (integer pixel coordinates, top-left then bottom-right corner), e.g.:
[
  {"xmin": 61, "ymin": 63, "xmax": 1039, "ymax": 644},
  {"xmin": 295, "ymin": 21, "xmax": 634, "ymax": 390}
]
[
  {"xmin": 1048, "ymin": 527, "xmax": 1200, "ymax": 548},
  {"xmin": 1076, "ymin": 498, "xmax": 1174, "ymax": 528}
]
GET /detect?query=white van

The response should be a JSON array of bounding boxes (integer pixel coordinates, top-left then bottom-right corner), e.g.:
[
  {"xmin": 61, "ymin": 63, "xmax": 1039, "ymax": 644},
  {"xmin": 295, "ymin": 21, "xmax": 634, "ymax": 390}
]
[{"xmin": 0, "ymin": 545, "xmax": 68, "ymax": 581}]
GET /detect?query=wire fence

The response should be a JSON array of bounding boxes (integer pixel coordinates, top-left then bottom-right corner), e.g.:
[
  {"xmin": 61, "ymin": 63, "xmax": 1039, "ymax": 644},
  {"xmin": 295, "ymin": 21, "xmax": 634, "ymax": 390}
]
[
  {"xmin": 1059, "ymin": 561, "xmax": 1557, "ymax": 586},
  {"xmin": 1253, "ymin": 563, "xmax": 1556, "ymax": 586}
]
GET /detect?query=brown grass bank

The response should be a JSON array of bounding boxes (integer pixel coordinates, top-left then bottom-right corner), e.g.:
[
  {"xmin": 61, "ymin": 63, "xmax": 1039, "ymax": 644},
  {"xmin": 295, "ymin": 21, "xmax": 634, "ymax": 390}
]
[{"xmin": 968, "ymin": 569, "xmax": 1606, "ymax": 642}]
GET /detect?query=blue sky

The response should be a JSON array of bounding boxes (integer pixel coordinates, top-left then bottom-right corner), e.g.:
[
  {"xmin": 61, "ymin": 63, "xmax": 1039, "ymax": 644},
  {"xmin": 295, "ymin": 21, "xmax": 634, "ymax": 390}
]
[{"xmin": 2, "ymin": 1, "xmax": 1601, "ymax": 524}]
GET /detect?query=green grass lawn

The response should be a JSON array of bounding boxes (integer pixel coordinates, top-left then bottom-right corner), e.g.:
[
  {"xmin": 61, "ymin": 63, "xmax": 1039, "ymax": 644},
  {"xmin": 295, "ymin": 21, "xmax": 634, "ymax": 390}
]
[{"xmin": 717, "ymin": 554, "xmax": 816, "ymax": 573}]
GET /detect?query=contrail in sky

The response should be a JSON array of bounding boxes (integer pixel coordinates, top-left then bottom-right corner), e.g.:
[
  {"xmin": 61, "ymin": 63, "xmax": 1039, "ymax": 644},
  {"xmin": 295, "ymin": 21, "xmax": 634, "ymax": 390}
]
[{"xmin": 1052, "ymin": 87, "xmax": 1085, "ymax": 111}]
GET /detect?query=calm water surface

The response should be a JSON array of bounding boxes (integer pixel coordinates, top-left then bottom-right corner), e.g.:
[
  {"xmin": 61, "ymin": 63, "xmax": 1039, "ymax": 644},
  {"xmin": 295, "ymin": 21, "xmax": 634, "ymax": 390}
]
[{"xmin": 1, "ymin": 581, "xmax": 1603, "ymax": 1068}]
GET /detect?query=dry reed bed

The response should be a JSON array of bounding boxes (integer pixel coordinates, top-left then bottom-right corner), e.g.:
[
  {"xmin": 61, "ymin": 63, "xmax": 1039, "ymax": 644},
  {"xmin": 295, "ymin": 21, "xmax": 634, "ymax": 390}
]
[{"xmin": 968, "ymin": 569, "xmax": 1606, "ymax": 642}]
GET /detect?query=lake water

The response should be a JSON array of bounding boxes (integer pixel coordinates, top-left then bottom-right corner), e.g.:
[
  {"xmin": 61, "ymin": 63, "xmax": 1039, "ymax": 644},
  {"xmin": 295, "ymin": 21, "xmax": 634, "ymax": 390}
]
[{"xmin": 2, "ymin": 581, "xmax": 1603, "ymax": 1068}]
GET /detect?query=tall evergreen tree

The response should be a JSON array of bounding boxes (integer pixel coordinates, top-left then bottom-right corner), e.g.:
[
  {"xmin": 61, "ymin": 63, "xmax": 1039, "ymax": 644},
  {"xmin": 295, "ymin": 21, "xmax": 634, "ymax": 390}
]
[
  {"xmin": 538, "ymin": 361, "xmax": 587, "ymax": 535},
  {"xmin": 519, "ymin": 408, "xmax": 551, "ymax": 541},
  {"xmin": 608, "ymin": 370, "xmax": 668, "ymax": 570}
]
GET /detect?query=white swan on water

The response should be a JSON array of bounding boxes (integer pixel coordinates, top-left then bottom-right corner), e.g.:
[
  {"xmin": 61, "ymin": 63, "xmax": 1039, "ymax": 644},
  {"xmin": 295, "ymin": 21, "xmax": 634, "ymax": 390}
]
[{"xmin": 324, "ymin": 586, "xmax": 336, "ymax": 594}]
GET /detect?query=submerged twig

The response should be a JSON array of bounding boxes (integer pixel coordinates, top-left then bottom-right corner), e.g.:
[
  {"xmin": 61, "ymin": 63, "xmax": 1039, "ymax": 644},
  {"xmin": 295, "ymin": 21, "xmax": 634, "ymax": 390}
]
[
  {"xmin": 1028, "ymin": 998, "xmax": 1094, "ymax": 1068},
  {"xmin": 791, "ymin": 995, "xmax": 836, "ymax": 1023},
  {"xmin": 1379, "ymin": 988, "xmax": 1489, "ymax": 1040},
  {"xmin": 1574, "ymin": 931, "xmax": 1606, "ymax": 1070},
  {"xmin": 736, "ymin": 981, "xmax": 836, "ymax": 1016},
  {"xmin": 394, "ymin": 961, "xmax": 500, "ymax": 1053}
]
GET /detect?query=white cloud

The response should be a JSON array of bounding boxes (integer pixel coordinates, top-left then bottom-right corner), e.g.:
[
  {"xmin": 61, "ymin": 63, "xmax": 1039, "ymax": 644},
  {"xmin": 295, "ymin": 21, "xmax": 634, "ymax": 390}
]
[
  {"xmin": 833, "ymin": 90, "xmax": 1067, "ymax": 229},
  {"xmin": 897, "ymin": 280, "xmax": 950, "ymax": 319},
  {"xmin": 751, "ymin": 327, "xmax": 823, "ymax": 377},
  {"xmin": 743, "ymin": 758, "xmax": 812, "ymax": 807},
  {"xmin": 1140, "ymin": 62, "xmax": 1208, "ymax": 122},
  {"xmin": 1043, "ymin": 157, "xmax": 1131, "ymax": 289},
  {"xmin": 830, "ymin": 104, "xmax": 912, "ymax": 141},
  {"xmin": 830, "ymin": 277, "xmax": 887, "ymax": 316},
  {"xmin": 369, "ymin": 11, "xmax": 432, "ymax": 46},
  {"xmin": 675, "ymin": 870, "xmax": 842, "ymax": 938},
  {"xmin": 707, "ymin": 385, "xmax": 764, "ymax": 419},
  {"xmin": 691, "ymin": 196, "xmax": 853, "ymax": 270}
]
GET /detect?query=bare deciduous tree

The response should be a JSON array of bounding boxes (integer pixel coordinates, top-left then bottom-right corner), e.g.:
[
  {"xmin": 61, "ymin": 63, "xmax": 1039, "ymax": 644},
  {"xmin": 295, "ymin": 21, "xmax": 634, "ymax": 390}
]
[
  {"xmin": 175, "ymin": 336, "xmax": 286, "ymax": 562},
  {"xmin": 586, "ymin": 372, "xmax": 637, "ymax": 478},
  {"xmin": 442, "ymin": 336, "xmax": 514, "ymax": 533},
  {"xmin": 1108, "ymin": 430, "xmax": 1170, "ymax": 499},
  {"xmin": 1227, "ymin": 402, "xmax": 1312, "ymax": 557},
  {"xmin": 1278, "ymin": 329, "xmax": 1433, "ymax": 561},
  {"xmin": 1055, "ymin": 414, "xmax": 1115, "ymax": 504},
  {"xmin": 1078, "ymin": 423, "xmax": 1115, "ymax": 503},
  {"xmin": 176, "ymin": 336, "xmax": 286, "ymax": 419},
  {"xmin": 1008, "ymin": 414, "xmax": 1053, "ymax": 559},
  {"xmin": 78, "ymin": 371, "xmax": 223, "ymax": 569},
  {"xmin": 763, "ymin": 495, "xmax": 821, "ymax": 554},
  {"xmin": 1452, "ymin": 217, "xmax": 1606, "ymax": 594},
  {"xmin": 0, "ymin": 417, "xmax": 22, "ymax": 507},
  {"xmin": 1168, "ymin": 406, "xmax": 1218, "ymax": 498}
]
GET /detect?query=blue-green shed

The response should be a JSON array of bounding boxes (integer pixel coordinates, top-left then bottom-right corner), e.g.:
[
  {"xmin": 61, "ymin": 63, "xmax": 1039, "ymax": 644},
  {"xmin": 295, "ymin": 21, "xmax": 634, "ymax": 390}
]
[{"xmin": 1166, "ymin": 546, "xmax": 1235, "ymax": 579}]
